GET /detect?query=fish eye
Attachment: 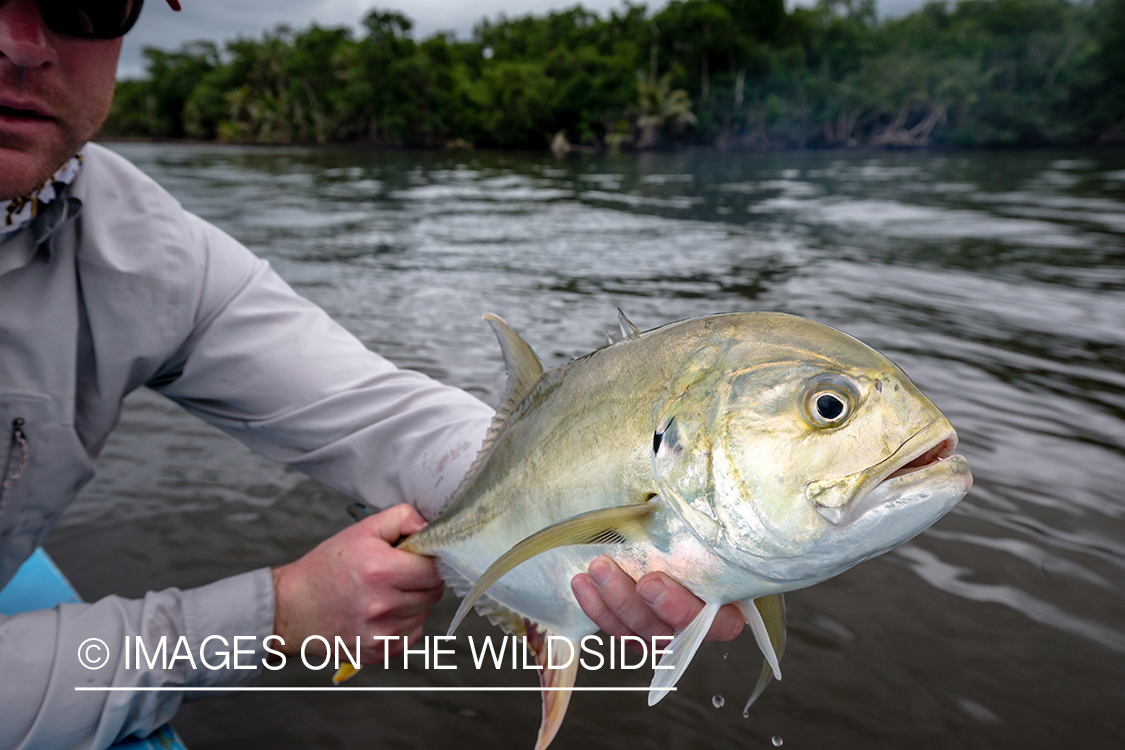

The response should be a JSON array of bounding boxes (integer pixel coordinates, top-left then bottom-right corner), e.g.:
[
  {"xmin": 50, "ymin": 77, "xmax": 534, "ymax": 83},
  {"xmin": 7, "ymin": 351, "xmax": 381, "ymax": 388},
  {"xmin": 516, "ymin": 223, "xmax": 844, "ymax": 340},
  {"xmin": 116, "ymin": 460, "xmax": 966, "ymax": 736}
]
[
  {"xmin": 816, "ymin": 393, "xmax": 845, "ymax": 420},
  {"xmin": 800, "ymin": 374, "xmax": 860, "ymax": 429}
]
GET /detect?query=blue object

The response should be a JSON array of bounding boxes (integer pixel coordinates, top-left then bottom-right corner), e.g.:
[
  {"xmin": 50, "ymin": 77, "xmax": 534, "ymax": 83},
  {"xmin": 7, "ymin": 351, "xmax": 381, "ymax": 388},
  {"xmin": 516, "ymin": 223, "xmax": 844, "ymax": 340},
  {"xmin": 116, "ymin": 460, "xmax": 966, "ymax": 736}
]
[
  {"xmin": 110, "ymin": 724, "xmax": 187, "ymax": 750},
  {"xmin": 0, "ymin": 548, "xmax": 189, "ymax": 750},
  {"xmin": 0, "ymin": 547, "xmax": 82, "ymax": 615}
]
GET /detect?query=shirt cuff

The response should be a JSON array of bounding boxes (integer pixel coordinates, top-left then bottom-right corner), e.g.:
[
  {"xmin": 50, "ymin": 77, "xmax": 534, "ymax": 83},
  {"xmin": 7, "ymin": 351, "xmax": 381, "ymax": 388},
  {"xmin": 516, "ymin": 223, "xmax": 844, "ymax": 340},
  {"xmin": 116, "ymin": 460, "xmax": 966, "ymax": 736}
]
[{"xmin": 182, "ymin": 567, "xmax": 274, "ymax": 692}]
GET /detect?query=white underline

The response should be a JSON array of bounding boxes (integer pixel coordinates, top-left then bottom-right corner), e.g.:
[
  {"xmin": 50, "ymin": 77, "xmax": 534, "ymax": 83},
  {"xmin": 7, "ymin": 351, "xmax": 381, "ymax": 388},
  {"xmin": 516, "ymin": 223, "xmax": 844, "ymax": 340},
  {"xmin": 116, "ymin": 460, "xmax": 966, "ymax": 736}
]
[{"xmin": 74, "ymin": 686, "xmax": 668, "ymax": 692}]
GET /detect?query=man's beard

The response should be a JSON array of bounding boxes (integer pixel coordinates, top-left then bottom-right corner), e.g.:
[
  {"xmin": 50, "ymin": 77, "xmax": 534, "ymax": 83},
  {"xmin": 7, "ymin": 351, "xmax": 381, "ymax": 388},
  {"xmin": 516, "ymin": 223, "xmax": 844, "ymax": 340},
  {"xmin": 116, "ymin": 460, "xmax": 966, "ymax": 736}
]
[{"xmin": 0, "ymin": 67, "xmax": 88, "ymax": 200}]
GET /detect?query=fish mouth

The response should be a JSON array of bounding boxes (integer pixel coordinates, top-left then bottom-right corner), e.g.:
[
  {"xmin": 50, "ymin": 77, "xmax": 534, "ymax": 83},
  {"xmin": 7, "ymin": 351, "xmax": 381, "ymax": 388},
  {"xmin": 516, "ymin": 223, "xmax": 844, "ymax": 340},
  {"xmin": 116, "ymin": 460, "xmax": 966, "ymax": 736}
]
[{"xmin": 812, "ymin": 424, "xmax": 966, "ymax": 526}]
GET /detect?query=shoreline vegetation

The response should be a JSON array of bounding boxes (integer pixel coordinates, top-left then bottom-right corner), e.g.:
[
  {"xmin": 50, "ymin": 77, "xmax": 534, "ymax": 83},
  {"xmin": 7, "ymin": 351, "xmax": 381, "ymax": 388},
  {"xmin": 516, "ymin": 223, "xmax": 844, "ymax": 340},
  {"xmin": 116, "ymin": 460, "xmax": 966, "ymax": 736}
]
[{"xmin": 101, "ymin": 0, "xmax": 1125, "ymax": 151}]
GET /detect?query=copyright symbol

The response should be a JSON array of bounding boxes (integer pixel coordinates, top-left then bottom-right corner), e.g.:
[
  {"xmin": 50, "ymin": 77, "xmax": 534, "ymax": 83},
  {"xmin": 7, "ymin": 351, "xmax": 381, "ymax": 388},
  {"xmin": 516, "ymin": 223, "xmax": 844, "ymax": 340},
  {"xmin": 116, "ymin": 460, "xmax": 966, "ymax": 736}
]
[{"xmin": 78, "ymin": 638, "xmax": 110, "ymax": 670}]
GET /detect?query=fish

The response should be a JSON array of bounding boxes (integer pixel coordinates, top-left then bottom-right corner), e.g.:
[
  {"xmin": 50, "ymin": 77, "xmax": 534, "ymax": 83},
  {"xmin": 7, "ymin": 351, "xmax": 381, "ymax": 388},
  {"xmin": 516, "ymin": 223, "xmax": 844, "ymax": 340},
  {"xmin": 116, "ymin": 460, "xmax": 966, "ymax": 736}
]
[{"xmin": 336, "ymin": 310, "xmax": 972, "ymax": 749}]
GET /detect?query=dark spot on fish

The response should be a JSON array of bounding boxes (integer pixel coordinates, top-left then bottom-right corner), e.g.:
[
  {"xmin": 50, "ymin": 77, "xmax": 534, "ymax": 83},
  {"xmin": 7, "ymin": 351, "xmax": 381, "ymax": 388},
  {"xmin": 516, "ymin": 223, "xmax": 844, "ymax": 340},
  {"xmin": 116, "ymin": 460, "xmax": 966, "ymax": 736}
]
[
  {"xmin": 653, "ymin": 416, "xmax": 674, "ymax": 453},
  {"xmin": 586, "ymin": 529, "xmax": 628, "ymax": 544}
]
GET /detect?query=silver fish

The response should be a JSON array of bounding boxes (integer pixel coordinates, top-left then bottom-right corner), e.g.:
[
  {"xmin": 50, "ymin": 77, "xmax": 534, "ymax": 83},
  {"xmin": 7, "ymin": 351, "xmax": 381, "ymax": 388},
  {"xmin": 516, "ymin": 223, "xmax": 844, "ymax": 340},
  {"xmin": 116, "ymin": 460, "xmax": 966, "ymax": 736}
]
[{"xmin": 353, "ymin": 311, "xmax": 972, "ymax": 748}]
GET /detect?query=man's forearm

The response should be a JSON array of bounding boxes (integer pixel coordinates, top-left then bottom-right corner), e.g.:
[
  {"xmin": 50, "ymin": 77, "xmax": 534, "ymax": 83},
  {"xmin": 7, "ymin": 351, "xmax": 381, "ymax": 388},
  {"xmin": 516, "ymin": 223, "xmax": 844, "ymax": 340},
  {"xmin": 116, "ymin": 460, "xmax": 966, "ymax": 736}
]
[{"xmin": 0, "ymin": 569, "xmax": 273, "ymax": 749}]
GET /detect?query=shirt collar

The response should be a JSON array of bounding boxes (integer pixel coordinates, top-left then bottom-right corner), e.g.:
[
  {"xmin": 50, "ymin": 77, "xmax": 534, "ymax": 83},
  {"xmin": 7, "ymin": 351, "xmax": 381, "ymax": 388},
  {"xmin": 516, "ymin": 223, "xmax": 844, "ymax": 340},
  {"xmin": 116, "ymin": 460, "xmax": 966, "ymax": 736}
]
[
  {"xmin": 2, "ymin": 150, "xmax": 84, "ymax": 241},
  {"xmin": 0, "ymin": 152, "xmax": 85, "ymax": 277}
]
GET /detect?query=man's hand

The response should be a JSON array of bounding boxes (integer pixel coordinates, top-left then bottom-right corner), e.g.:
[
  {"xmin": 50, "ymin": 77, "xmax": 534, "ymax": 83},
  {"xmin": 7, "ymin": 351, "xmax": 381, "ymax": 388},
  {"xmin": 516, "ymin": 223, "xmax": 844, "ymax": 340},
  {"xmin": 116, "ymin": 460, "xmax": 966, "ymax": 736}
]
[
  {"xmin": 571, "ymin": 556, "xmax": 744, "ymax": 647},
  {"xmin": 271, "ymin": 504, "xmax": 442, "ymax": 664}
]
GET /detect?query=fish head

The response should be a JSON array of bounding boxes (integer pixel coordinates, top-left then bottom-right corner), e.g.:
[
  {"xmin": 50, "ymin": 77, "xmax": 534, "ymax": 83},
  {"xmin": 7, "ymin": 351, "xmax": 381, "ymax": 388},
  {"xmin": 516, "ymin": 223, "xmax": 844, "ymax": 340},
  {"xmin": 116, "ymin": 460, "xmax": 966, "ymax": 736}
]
[{"xmin": 652, "ymin": 313, "xmax": 972, "ymax": 586}]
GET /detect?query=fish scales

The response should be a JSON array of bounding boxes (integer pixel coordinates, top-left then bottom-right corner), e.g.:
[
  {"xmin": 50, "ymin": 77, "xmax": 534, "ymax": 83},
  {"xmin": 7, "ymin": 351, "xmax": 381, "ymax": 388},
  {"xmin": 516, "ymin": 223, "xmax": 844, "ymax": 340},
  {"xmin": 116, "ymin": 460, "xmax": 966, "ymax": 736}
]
[
  {"xmin": 342, "ymin": 311, "xmax": 973, "ymax": 750},
  {"xmin": 409, "ymin": 317, "xmax": 769, "ymax": 629}
]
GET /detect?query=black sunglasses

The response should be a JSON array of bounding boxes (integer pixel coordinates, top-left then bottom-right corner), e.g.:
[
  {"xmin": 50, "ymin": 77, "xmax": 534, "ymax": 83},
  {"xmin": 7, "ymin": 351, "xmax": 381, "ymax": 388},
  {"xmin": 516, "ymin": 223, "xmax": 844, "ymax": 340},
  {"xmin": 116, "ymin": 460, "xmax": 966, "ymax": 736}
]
[{"xmin": 31, "ymin": 0, "xmax": 180, "ymax": 40}]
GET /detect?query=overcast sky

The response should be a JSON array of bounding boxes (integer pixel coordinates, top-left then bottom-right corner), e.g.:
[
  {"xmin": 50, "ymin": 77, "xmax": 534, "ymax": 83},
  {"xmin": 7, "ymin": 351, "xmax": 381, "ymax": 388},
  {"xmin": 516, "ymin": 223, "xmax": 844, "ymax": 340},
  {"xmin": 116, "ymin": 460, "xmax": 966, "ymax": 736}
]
[{"xmin": 118, "ymin": 0, "xmax": 930, "ymax": 78}]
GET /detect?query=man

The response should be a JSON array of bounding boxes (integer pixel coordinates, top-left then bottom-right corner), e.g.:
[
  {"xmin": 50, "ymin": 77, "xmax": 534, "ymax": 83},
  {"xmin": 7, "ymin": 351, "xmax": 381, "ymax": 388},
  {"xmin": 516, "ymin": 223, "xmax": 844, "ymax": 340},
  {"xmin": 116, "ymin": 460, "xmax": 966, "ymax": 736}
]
[{"xmin": 0, "ymin": 1, "xmax": 743, "ymax": 746}]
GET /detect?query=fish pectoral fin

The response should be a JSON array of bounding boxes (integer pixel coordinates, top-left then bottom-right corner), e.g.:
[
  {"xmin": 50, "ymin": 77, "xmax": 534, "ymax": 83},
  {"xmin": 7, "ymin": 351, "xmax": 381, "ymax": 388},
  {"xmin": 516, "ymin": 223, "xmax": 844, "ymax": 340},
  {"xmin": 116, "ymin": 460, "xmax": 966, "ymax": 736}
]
[
  {"xmin": 526, "ymin": 624, "xmax": 580, "ymax": 750},
  {"xmin": 648, "ymin": 601, "xmax": 721, "ymax": 706},
  {"xmin": 446, "ymin": 504, "xmax": 655, "ymax": 636},
  {"xmin": 332, "ymin": 662, "xmax": 360, "ymax": 684},
  {"xmin": 735, "ymin": 593, "xmax": 787, "ymax": 714}
]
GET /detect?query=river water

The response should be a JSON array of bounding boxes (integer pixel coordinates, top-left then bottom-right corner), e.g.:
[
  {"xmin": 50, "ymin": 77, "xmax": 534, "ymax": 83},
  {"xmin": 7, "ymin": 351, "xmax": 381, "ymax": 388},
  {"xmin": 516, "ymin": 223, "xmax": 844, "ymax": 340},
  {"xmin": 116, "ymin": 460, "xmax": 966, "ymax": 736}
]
[{"xmin": 46, "ymin": 143, "xmax": 1125, "ymax": 749}]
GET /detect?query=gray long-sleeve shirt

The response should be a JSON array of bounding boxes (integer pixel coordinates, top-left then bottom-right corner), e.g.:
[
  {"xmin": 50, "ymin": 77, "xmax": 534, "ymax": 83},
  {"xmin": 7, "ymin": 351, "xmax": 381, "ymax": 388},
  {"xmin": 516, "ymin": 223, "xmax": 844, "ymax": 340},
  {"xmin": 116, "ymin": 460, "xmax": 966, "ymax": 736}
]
[{"xmin": 0, "ymin": 143, "xmax": 494, "ymax": 749}]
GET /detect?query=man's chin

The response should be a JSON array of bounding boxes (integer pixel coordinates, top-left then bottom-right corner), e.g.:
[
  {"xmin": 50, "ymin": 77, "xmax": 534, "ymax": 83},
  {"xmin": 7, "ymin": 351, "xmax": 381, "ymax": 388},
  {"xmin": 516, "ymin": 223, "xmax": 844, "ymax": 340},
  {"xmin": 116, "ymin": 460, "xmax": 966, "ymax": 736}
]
[{"xmin": 0, "ymin": 136, "xmax": 80, "ymax": 201}]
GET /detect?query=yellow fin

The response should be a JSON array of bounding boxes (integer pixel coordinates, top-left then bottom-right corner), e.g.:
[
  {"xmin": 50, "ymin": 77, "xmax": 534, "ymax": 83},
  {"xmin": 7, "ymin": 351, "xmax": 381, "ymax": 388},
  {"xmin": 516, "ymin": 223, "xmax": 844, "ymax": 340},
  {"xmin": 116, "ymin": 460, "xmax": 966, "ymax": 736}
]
[
  {"xmin": 526, "ymin": 624, "xmax": 580, "ymax": 750},
  {"xmin": 736, "ymin": 593, "xmax": 787, "ymax": 714},
  {"xmin": 447, "ymin": 504, "xmax": 655, "ymax": 636},
  {"xmin": 333, "ymin": 662, "xmax": 360, "ymax": 684}
]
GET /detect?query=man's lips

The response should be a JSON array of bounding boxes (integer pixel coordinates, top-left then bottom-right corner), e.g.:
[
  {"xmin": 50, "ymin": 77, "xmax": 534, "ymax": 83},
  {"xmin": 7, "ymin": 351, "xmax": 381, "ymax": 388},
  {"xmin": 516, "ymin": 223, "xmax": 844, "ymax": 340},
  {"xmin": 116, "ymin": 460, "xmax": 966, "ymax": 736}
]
[{"xmin": 0, "ymin": 97, "xmax": 55, "ymax": 121}]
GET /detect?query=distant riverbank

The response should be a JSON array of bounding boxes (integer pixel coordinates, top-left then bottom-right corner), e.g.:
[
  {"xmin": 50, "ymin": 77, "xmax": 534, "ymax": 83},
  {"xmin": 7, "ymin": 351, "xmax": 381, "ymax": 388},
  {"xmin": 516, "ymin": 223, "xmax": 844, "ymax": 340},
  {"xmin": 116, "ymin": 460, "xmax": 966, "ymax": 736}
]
[{"xmin": 102, "ymin": 0, "xmax": 1125, "ymax": 153}]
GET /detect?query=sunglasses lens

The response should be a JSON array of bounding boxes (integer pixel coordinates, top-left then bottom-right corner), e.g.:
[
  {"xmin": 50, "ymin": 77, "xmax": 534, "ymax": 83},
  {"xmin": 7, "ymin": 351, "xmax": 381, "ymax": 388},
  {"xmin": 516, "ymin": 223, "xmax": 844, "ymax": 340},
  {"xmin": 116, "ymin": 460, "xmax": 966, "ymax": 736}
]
[{"xmin": 38, "ymin": 0, "xmax": 142, "ymax": 39}]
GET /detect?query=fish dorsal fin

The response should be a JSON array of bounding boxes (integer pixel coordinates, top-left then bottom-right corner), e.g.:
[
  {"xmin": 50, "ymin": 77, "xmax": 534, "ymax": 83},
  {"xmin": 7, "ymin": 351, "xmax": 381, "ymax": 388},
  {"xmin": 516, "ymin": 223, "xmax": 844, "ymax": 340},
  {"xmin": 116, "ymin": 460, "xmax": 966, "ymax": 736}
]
[
  {"xmin": 447, "ymin": 504, "xmax": 655, "ymax": 636},
  {"xmin": 484, "ymin": 313, "xmax": 544, "ymax": 410},
  {"xmin": 617, "ymin": 308, "xmax": 641, "ymax": 340},
  {"xmin": 423, "ymin": 314, "xmax": 544, "ymax": 521},
  {"xmin": 647, "ymin": 601, "xmax": 721, "ymax": 705},
  {"xmin": 736, "ymin": 593, "xmax": 787, "ymax": 715}
]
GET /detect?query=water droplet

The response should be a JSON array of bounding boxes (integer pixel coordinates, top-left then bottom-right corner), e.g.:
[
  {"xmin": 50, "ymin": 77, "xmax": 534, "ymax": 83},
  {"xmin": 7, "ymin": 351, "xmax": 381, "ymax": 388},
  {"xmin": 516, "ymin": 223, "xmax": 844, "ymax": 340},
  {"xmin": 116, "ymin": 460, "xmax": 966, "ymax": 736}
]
[
  {"xmin": 723, "ymin": 652, "xmax": 729, "ymax": 659},
  {"xmin": 771, "ymin": 736, "xmax": 784, "ymax": 747},
  {"xmin": 458, "ymin": 708, "xmax": 478, "ymax": 718},
  {"xmin": 712, "ymin": 694, "xmax": 725, "ymax": 708},
  {"xmin": 742, "ymin": 708, "xmax": 750, "ymax": 719}
]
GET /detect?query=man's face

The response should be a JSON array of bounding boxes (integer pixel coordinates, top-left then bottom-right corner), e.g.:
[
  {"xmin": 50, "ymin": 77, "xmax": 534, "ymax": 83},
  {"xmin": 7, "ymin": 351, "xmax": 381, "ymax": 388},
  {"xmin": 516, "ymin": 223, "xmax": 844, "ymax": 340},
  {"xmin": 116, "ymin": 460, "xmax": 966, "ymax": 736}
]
[{"xmin": 0, "ymin": 0, "xmax": 122, "ymax": 200}]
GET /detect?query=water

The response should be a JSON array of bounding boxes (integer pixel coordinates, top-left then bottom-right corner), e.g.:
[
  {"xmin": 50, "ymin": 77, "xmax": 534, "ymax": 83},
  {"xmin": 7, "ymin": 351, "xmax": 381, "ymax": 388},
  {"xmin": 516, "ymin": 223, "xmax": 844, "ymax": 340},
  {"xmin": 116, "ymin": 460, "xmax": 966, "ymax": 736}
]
[{"xmin": 46, "ymin": 143, "xmax": 1125, "ymax": 748}]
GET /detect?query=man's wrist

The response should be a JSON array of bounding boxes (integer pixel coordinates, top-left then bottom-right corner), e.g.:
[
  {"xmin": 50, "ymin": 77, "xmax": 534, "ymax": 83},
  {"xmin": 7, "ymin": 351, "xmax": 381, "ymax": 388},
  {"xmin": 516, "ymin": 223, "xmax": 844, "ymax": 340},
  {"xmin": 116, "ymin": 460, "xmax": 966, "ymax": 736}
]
[{"xmin": 270, "ymin": 565, "xmax": 299, "ymax": 656}]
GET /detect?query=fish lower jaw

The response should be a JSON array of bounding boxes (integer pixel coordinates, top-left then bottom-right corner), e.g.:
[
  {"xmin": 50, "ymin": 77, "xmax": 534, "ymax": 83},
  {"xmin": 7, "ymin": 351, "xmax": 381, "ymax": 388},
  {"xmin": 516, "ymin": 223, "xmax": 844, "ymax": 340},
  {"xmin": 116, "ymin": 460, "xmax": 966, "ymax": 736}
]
[
  {"xmin": 814, "ymin": 444, "xmax": 969, "ymax": 528},
  {"xmin": 812, "ymin": 503, "xmax": 849, "ymax": 525}
]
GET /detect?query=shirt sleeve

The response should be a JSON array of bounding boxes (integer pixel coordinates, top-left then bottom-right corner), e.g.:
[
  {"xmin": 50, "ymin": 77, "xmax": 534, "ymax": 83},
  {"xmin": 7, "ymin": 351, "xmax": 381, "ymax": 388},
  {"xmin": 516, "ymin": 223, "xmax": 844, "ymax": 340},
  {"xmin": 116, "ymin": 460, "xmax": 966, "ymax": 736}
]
[
  {"xmin": 0, "ymin": 569, "xmax": 274, "ymax": 750},
  {"xmin": 149, "ymin": 212, "xmax": 495, "ymax": 521},
  {"xmin": 0, "ymin": 212, "xmax": 495, "ymax": 747},
  {"xmin": 3, "ymin": 149, "xmax": 496, "ymax": 748}
]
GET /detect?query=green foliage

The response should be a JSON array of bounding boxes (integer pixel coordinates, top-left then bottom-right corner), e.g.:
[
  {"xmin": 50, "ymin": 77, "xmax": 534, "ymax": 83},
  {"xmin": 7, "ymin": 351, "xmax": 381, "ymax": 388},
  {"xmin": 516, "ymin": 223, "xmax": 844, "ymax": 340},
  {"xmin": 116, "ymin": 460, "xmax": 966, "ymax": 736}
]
[
  {"xmin": 99, "ymin": 0, "xmax": 1124, "ymax": 149},
  {"xmin": 105, "ymin": 41, "xmax": 218, "ymax": 137}
]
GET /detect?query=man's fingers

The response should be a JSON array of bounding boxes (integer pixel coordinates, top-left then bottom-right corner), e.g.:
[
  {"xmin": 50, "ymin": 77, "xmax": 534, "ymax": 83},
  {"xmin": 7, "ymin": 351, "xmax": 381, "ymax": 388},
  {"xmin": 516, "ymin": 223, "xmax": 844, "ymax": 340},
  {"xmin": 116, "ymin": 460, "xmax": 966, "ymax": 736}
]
[
  {"xmin": 584, "ymin": 557, "xmax": 674, "ymax": 640},
  {"xmin": 635, "ymin": 572, "xmax": 703, "ymax": 631},
  {"xmin": 636, "ymin": 572, "xmax": 744, "ymax": 642},
  {"xmin": 708, "ymin": 604, "xmax": 745, "ymax": 642},
  {"xmin": 381, "ymin": 587, "xmax": 443, "ymax": 620},
  {"xmin": 572, "ymin": 572, "xmax": 638, "ymax": 639},
  {"xmin": 364, "ymin": 504, "xmax": 428, "ymax": 544},
  {"xmin": 378, "ymin": 549, "xmax": 444, "ymax": 591}
]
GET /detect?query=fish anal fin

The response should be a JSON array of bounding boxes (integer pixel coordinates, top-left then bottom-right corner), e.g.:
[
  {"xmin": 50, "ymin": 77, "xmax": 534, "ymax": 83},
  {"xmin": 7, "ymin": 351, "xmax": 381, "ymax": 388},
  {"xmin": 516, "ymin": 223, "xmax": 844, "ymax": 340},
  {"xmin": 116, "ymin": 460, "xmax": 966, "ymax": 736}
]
[
  {"xmin": 648, "ymin": 601, "xmax": 720, "ymax": 706},
  {"xmin": 526, "ymin": 622, "xmax": 579, "ymax": 750},
  {"xmin": 736, "ymin": 593, "xmax": 787, "ymax": 715},
  {"xmin": 447, "ymin": 504, "xmax": 655, "ymax": 636}
]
